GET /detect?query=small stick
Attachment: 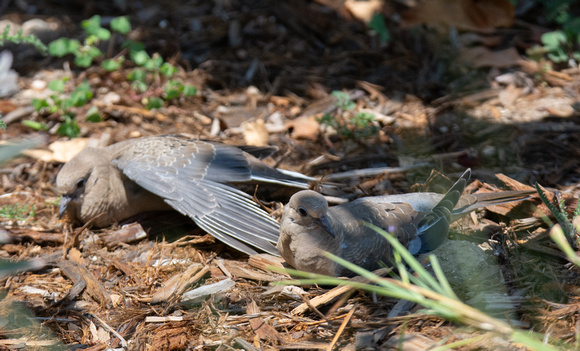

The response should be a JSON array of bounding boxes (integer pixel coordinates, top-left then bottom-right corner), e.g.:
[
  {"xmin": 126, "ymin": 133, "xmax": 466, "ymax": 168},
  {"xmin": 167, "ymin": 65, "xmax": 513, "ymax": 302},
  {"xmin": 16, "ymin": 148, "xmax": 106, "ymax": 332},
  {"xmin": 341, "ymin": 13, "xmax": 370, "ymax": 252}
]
[
  {"xmin": 89, "ymin": 313, "xmax": 128, "ymax": 348},
  {"xmin": 326, "ymin": 305, "xmax": 356, "ymax": 351},
  {"xmin": 300, "ymin": 293, "xmax": 328, "ymax": 322}
]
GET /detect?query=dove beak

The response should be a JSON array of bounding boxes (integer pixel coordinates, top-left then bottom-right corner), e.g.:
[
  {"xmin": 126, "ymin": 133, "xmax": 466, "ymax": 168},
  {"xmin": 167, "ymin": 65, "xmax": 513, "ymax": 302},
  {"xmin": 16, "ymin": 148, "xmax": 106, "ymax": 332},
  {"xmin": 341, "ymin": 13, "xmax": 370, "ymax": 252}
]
[
  {"xmin": 59, "ymin": 195, "xmax": 72, "ymax": 219},
  {"xmin": 315, "ymin": 215, "xmax": 335, "ymax": 238}
]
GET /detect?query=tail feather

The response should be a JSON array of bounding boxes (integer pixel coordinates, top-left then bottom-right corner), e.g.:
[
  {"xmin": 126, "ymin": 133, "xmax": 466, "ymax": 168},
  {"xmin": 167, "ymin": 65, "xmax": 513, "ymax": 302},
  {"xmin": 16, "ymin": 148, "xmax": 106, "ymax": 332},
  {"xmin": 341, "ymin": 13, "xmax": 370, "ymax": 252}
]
[
  {"xmin": 417, "ymin": 169, "xmax": 471, "ymax": 253},
  {"xmin": 451, "ymin": 190, "xmax": 535, "ymax": 221}
]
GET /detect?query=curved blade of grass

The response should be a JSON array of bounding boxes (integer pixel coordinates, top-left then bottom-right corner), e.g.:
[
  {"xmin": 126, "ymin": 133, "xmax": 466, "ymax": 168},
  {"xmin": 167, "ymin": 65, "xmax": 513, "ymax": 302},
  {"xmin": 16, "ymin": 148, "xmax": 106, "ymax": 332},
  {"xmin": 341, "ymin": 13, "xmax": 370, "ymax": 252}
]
[
  {"xmin": 364, "ymin": 223, "xmax": 446, "ymax": 295},
  {"xmin": 550, "ymin": 224, "xmax": 580, "ymax": 267},
  {"xmin": 429, "ymin": 255, "xmax": 458, "ymax": 300}
]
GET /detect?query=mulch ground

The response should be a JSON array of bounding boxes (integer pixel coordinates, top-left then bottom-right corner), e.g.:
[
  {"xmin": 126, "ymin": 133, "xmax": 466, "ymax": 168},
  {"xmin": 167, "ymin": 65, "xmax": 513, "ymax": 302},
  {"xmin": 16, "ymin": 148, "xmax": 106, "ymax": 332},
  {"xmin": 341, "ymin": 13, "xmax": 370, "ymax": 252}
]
[{"xmin": 1, "ymin": 0, "xmax": 580, "ymax": 349}]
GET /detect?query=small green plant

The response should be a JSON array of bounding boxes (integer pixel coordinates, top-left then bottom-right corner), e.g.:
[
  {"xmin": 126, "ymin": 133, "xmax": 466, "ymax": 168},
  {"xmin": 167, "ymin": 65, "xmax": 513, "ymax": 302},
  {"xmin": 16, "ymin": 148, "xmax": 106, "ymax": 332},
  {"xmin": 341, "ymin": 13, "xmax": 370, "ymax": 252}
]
[
  {"xmin": 48, "ymin": 15, "xmax": 196, "ymax": 111},
  {"xmin": 0, "ymin": 25, "xmax": 48, "ymax": 54},
  {"xmin": 317, "ymin": 91, "xmax": 379, "ymax": 140},
  {"xmin": 369, "ymin": 13, "xmax": 390, "ymax": 44},
  {"xmin": 535, "ymin": 182, "xmax": 580, "ymax": 247},
  {"xmin": 0, "ymin": 203, "xmax": 35, "ymax": 221},
  {"xmin": 48, "ymin": 15, "xmax": 129, "ymax": 67},
  {"xmin": 26, "ymin": 77, "xmax": 100, "ymax": 138},
  {"xmin": 526, "ymin": 0, "xmax": 580, "ymax": 66}
]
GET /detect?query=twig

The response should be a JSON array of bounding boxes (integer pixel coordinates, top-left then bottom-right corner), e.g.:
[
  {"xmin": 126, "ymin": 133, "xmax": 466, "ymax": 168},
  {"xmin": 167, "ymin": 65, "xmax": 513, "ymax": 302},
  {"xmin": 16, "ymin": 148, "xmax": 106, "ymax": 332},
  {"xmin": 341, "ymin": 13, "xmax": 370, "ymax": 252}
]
[
  {"xmin": 89, "ymin": 313, "xmax": 128, "ymax": 348},
  {"xmin": 292, "ymin": 268, "xmax": 390, "ymax": 315},
  {"xmin": 326, "ymin": 305, "xmax": 356, "ymax": 351},
  {"xmin": 300, "ymin": 293, "xmax": 328, "ymax": 322}
]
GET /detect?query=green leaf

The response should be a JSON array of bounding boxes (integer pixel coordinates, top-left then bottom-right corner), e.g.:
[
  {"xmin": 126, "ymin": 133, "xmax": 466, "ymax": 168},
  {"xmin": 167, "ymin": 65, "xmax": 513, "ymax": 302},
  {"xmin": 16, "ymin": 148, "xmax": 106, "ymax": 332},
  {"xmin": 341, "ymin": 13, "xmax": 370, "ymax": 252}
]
[
  {"xmin": 57, "ymin": 116, "xmax": 80, "ymax": 138},
  {"xmin": 102, "ymin": 56, "xmax": 124, "ymax": 71},
  {"xmin": 95, "ymin": 27, "xmax": 111, "ymax": 41},
  {"xmin": 48, "ymin": 38, "xmax": 80, "ymax": 57},
  {"xmin": 131, "ymin": 50, "xmax": 150, "ymax": 66},
  {"xmin": 131, "ymin": 80, "xmax": 148, "ymax": 93},
  {"xmin": 182, "ymin": 85, "xmax": 197, "ymax": 97},
  {"xmin": 331, "ymin": 90, "xmax": 355, "ymax": 110},
  {"xmin": 145, "ymin": 96, "xmax": 163, "ymax": 109},
  {"xmin": 86, "ymin": 46, "xmax": 102, "ymax": 59},
  {"xmin": 164, "ymin": 88, "xmax": 180, "ymax": 100},
  {"xmin": 541, "ymin": 30, "xmax": 567, "ymax": 51},
  {"xmin": 75, "ymin": 53, "xmax": 94, "ymax": 67},
  {"xmin": 22, "ymin": 120, "xmax": 49, "ymax": 131},
  {"xmin": 48, "ymin": 79, "xmax": 66, "ymax": 93},
  {"xmin": 82, "ymin": 15, "xmax": 103, "ymax": 36},
  {"xmin": 160, "ymin": 62, "xmax": 177, "ymax": 77},
  {"xmin": 31, "ymin": 98, "xmax": 50, "ymax": 111},
  {"xmin": 127, "ymin": 68, "xmax": 147, "ymax": 82},
  {"xmin": 351, "ymin": 111, "xmax": 375, "ymax": 128},
  {"xmin": 164, "ymin": 80, "xmax": 183, "ymax": 99},
  {"xmin": 85, "ymin": 106, "xmax": 102, "ymax": 122},
  {"xmin": 547, "ymin": 49, "xmax": 568, "ymax": 63},
  {"xmin": 122, "ymin": 40, "xmax": 145, "ymax": 53},
  {"xmin": 68, "ymin": 81, "xmax": 93, "ymax": 107},
  {"xmin": 144, "ymin": 54, "xmax": 163, "ymax": 70},
  {"xmin": 369, "ymin": 13, "xmax": 390, "ymax": 43},
  {"xmin": 111, "ymin": 16, "xmax": 131, "ymax": 34}
]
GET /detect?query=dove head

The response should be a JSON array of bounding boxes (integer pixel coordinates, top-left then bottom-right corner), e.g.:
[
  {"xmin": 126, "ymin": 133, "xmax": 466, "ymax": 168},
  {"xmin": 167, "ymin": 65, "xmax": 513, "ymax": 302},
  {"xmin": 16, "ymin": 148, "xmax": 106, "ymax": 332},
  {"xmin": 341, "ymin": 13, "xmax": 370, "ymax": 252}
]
[
  {"xmin": 278, "ymin": 190, "xmax": 341, "ymax": 276},
  {"xmin": 56, "ymin": 147, "xmax": 120, "ymax": 226},
  {"xmin": 285, "ymin": 190, "xmax": 335, "ymax": 238}
]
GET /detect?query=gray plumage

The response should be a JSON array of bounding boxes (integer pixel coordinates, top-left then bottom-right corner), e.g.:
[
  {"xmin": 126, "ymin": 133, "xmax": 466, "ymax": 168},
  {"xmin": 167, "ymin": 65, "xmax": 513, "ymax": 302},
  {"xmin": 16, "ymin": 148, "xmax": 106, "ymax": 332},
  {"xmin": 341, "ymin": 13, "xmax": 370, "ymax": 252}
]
[
  {"xmin": 56, "ymin": 135, "xmax": 316, "ymax": 256},
  {"xmin": 278, "ymin": 169, "xmax": 533, "ymax": 277}
]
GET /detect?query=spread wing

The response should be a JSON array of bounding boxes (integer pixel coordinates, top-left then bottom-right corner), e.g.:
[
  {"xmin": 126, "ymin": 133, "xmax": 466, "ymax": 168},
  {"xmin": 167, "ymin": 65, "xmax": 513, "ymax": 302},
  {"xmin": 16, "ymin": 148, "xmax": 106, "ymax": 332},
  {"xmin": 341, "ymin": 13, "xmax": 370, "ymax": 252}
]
[{"xmin": 108, "ymin": 135, "xmax": 287, "ymax": 256}]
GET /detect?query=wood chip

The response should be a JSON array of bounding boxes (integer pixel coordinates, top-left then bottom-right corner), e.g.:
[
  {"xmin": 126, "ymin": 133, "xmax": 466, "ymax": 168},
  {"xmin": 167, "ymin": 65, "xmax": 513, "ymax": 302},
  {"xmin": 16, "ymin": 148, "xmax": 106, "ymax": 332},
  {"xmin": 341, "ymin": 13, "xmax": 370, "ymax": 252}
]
[
  {"xmin": 292, "ymin": 268, "xmax": 390, "ymax": 315},
  {"xmin": 247, "ymin": 300, "xmax": 282, "ymax": 343},
  {"xmin": 224, "ymin": 259, "xmax": 284, "ymax": 281},
  {"xmin": 58, "ymin": 259, "xmax": 112, "ymax": 308},
  {"xmin": 100, "ymin": 222, "xmax": 148, "ymax": 246},
  {"xmin": 151, "ymin": 263, "xmax": 208, "ymax": 304},
  {"xmin": 248, "ymin": 253, "xmax": 289, "ymax": 277}
]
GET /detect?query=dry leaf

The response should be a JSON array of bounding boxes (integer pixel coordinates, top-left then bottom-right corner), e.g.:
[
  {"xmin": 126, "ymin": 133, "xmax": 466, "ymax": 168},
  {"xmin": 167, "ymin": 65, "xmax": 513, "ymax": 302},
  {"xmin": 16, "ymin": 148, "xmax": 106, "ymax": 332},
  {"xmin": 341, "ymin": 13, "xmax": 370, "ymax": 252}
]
[
  {"xmin": 242, "ymin": 119, "xmax": 269, "ymax": 146},
  {"xmin": 498, "ymin": 84, "xmax": 523, "ymax": 107},
  {"xmin": 286, "ymin": 115, "xmax": 320, "ymax": 140},
  {"xmin": 23, "ymin": 138, "xmax": 90, "ymax": 163},
  {"xmin": 402, "ymin": 0, "xmax": 514, "ymax": 33},
  {"xmin": 344, "ymin": 0, "xmax": 383, "ymax": 23},
  {"xmin": 459, "ymin": 47, "xmax": 520, "ymax": 68}
]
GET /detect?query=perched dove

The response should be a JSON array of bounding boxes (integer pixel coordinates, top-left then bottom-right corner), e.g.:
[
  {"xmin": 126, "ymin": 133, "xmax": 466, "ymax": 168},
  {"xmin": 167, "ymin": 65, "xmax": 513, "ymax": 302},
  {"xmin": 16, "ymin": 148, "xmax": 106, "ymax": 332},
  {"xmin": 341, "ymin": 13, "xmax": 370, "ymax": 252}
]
[
  {"xmin": 56, "ymin": 135, "xmax": 318, "ymax": 256},
  {"xmin": 278, "ymin": 169, "xmax": 533, "ymax": 276}
]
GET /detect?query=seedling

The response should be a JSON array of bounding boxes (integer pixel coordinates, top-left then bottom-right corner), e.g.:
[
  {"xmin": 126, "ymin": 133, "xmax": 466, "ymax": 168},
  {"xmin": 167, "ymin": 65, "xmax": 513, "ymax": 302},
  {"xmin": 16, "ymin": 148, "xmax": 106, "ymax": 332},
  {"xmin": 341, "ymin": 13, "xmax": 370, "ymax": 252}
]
[
  {"xmin": 47, "ymin": 15, "xmax": 196, "ymax": 111},
  {"xmin": 526, "ymin": 1, "xmax": 580, "ymax": 66},
  {"xmin": 317, "ymin": 90, "xmax": 378, "ymax": 140},
  {"xmin": 0, "ymin": 203, "xmax": 35, "ymax": 221},
  {"xmin": 0, "ymin": 25, "xmax": 48, "ymax": 54},
  {"xmin": 27, "ymin": 77, "xmax": 100, "ymax": 138}
]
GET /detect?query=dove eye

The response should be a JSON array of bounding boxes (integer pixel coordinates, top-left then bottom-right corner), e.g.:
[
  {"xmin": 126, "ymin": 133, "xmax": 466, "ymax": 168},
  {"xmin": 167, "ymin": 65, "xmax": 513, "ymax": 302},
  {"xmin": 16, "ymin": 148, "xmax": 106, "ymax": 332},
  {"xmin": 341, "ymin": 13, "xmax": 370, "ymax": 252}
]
[
  {"xmin": 76, "ymin": 178, "xmax": 86, "ymax": 189},
  {"xmin": 297, "ymin": 207, "xmax": 308, "ymax": 217}
]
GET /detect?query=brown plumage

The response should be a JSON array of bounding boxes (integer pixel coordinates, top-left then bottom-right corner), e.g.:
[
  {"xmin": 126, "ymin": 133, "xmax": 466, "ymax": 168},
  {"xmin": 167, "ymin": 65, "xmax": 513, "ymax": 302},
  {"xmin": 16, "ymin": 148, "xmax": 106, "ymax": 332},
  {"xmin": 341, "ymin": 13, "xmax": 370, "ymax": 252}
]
[
  {"xmin": 56, "ymin": 135, "xmax": 318, "ymax": 256},
  {"xmin": 278, "ymin": 169, "xmax": 533, "ymax": 277}
]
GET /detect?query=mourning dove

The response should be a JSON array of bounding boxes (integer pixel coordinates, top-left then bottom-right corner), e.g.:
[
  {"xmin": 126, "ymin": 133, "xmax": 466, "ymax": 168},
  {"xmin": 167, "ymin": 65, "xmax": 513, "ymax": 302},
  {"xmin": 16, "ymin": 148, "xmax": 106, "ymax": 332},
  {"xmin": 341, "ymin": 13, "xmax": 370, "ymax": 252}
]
[
  {"xmin": 56, "ymin": 135, "xmax": 319, "ymax": 256},
  {"xmin": 278, "ymin": 169, "xmax": 533, "ymax": 276}
]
